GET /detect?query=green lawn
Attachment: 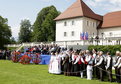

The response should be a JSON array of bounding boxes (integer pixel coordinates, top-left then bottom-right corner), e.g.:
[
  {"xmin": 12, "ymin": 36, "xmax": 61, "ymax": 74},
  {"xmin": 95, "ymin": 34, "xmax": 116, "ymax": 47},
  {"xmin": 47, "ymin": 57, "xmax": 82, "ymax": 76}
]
[{"xmin": 0, "ymin": 60, "xmax": 119, "ymax": 84}]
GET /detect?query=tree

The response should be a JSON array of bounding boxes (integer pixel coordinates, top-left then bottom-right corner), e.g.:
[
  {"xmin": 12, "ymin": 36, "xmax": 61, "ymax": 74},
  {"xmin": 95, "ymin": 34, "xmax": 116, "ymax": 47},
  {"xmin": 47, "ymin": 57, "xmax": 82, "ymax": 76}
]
[
  {"xmin": 10, "ymin": 37, "xmax": 16, "ymax": 44},
  {"xmin": 32, "ymin": 5, "xmax": 61, "ymax": 42},
  {"xmin": 18, "ymin": 19, "xmax": 32, "ymax": 43},
  {"xmin": 0, "ymin": 15, "xmax": 12, "ymax": 48}
]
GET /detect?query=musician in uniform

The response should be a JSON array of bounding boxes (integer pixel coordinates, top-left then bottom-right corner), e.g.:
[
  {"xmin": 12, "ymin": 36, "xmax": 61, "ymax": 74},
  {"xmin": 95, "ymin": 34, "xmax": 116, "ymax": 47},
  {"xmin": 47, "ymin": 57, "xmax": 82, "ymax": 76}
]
[
  {"xmin": 106, "ymin": 52, "xmax": 113, "ymax": 82},
  {"xmin": 95, "ymin": 51, "xmax": 105, "ymax": 81}
]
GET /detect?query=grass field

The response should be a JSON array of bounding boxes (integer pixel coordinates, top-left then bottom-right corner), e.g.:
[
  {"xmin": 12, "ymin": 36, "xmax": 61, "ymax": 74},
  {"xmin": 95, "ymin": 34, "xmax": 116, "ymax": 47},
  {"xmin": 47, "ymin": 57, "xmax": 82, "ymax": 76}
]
[{"xmin": 0, "ymin": 60, "xmax": 119, "ymax": 84}]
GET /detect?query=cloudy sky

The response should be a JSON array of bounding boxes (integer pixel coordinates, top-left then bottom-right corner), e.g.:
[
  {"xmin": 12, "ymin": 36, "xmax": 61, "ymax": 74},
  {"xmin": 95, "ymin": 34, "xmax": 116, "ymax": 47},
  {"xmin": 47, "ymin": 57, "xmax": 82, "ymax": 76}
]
[{"xmin": 0, "ymin": 0, "xmax": 121, "ymax": 41}]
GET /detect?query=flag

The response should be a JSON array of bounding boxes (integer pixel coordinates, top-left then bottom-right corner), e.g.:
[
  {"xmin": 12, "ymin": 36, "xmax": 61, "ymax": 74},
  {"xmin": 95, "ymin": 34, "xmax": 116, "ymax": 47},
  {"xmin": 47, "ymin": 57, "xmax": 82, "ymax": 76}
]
[
  {"xmin": 84, "ymin": 32, "xmax": 88, "ymax": 40},
  {"xmin": 80, "ymin": 33, "xmax": 84, "ymax": 40}
]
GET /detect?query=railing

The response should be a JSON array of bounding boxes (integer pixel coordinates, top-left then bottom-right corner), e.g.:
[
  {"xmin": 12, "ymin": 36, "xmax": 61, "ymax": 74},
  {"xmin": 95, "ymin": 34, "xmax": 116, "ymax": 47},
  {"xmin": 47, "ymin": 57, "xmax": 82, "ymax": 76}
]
[
  {"xmin": 4, "ymin": 44, "xmax": 22, "ymax": 47},
  {"xmin": 4, "ymin": 39, "xmax": 121, "ymax": 47},
  {"xmin": 4, "ymin": 34, "xmax": 121, "ymax": 51}
]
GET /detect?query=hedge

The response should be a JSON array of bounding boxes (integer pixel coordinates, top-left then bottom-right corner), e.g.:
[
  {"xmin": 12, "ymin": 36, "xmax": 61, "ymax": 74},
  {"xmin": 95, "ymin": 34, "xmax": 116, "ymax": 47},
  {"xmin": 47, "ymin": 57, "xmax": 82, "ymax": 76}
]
[
  {"xmin": 6, "ymin": 47, "xmax": 18, "ymax": 51},
  {"xmin": 88, "ymin": 45, "xmax": 121, "ymax": 56}
]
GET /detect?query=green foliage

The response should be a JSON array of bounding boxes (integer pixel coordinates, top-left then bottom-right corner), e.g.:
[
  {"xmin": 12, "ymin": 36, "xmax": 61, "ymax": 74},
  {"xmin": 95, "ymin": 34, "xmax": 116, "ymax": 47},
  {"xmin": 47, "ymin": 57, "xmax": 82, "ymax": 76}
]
[
  {"xmin": 88, "ymin": 45, "xmax": 121, "ymax": 55},
  {"xmin": 18, "ymin": 19, "xmax": 32, "ymax": 43},
  {"xmin": 6, "ymin": 47, "xmax": 17, "ymax": 51},
  {"xmin": 32, "ymin": 5, "xmax": 61, "ymax": 42},
  {"xmin": 0, "ymin": 16, "xmax": 12, "ymax": 48},
  {"xmin": 0, "ymin": 60, "xmax": 116, "ymax": 84},
  {"xmin": 10, "ymin": 37, "xmax": 16, "ymax": 44}
]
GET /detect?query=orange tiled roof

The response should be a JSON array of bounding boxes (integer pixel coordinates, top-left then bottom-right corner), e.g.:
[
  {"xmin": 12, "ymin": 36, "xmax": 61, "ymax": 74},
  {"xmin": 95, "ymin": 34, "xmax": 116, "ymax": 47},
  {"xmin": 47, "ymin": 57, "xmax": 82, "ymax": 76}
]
[
  {"xmin": 54, "ymin": 0, "xmax": 103, "ymax": 21},
  {"xmin": 100, "ymin": 11, "xmax": 121, "ymax": 28}
]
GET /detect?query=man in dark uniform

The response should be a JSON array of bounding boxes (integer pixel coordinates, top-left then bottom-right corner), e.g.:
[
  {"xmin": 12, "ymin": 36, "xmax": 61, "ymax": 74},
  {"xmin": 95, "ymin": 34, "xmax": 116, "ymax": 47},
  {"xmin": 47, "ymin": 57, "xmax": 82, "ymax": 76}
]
[{"xmin": 106, "ymin": 52, "xmax": 113, "ymax": 82}]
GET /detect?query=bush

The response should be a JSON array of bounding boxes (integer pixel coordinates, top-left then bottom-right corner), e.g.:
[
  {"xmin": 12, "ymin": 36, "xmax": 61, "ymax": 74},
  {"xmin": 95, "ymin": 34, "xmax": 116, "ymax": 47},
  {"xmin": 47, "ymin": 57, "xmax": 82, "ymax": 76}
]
[
  {"xmin": 6, "ymin": 47, "xmax": 18, "ymax": 51},
  {"xmin": 88, "ymin": 45, "xmax": 121, "ymax": 56}
]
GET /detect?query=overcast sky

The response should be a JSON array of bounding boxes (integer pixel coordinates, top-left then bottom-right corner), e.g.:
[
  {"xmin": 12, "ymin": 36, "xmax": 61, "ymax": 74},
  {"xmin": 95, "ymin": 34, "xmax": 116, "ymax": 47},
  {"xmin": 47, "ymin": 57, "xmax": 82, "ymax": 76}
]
[{"xmin": 0, "ymin": 0, "xmax": 121, "ymax": 41}]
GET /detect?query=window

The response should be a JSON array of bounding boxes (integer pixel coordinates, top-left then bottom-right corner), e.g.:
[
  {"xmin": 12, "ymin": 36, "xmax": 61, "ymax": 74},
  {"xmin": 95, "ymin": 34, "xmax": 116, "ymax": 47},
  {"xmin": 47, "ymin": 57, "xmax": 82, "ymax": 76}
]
[
  {"xmin": 72, "ymin": 21, "xmax": 75, "ymax": 25},
  {"xmin": 71, "ymin": 31, "xmax": 74, "ymax": 36},
  {"xmin": 92, "ymin": 22, "xmax": 95, "ymax": 27},
  {"xmin": 64, "ymin": 22, "xmax": 67, "ymax": 26},
  {"xmin": 101, "ymin": 33, "xmax": 104, "ymax": 37},
  {"xmin": 64, "ymin": 32, "xmax": 67, "ymax": 37},
  {"xmin": 109, "ymin": 32, "xmax": 113, "ymax": 36},
  {"xmin": 86, "ymin": 21, "xmax": 90, "ymax": 26}
]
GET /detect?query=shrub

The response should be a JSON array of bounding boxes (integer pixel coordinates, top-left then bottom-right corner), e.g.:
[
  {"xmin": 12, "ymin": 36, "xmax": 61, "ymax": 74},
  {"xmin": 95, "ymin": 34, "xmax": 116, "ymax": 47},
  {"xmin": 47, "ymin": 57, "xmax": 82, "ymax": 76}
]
[{"xmin": 88, "ymin": 45, "xmax": 121, "ymax": 56}]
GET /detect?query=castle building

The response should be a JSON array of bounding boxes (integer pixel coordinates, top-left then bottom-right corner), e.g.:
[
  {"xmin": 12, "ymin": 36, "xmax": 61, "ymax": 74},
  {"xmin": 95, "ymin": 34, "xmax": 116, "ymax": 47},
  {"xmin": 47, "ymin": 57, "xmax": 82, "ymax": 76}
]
[{"xmin": 54, "ymin": 0, "xmax": 121, "ymax": 45}]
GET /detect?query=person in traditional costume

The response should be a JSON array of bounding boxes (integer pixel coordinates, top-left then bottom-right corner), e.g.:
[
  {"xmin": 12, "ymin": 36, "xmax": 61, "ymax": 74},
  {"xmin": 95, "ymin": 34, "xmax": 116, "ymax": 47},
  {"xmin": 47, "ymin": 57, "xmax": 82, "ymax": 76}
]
[
  {"xmin": 114, "ymin": 51, "xmax": 121, "ymax": 83},
  {"xmin": 92, "ymin": 49, "xmax": 97, "ymax": 78},
  {"xmin": 85, "ymin": 50, "xmax": 93, "ymax": 80},
  {"xmin": 60, "ymin": 51, "xmax": 65, "ymax": 73},
  {"xmin": 81, "ymin": 51, "xmax": 86, "ymax": 76},
  {"xmin": 106, "ymin": 52, "xmax": 113, "ymax": 83},
  {"xmin": 78, "ymin": 52, "xmax": 84, "ymax": 78},
  {"xmin": 68, "ymin": 48, "xmax": 73, "ymax": 74},
  {"xmin": 62, "ymin": 52, "xmax": 70, "ymax": 76},
  {"xmin": 71, "ymin": 50, "xmax": 78, "ymax": 76},
  {"xmin": 48, "ymin": 53, "xmax": 55, "ymax": 74},
  {"xmin": 95, "ymin": 51, "xmax": 105, "ymax": 81},
  {"xmin": 53, "ymin": 51, "xmax": 61, "ymax": 74},
  {"xmin": 95, "ymin": 51, "xmax": 100, "ymax": 79}
]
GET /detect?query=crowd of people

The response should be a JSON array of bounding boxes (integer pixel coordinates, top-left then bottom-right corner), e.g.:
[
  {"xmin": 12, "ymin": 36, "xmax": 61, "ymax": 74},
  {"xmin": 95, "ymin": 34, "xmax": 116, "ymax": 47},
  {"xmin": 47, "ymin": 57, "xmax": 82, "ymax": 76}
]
[
  {"xmin": 48, "ymin": 48, "xmax": 121, "ymax": 83},
  {"xmin": 26, "ymin": 44, "xmax": 62, "ymax": 55},
  {"xmin": 0, "ymin": 49, "xmax": 11, "ymax": 60}
]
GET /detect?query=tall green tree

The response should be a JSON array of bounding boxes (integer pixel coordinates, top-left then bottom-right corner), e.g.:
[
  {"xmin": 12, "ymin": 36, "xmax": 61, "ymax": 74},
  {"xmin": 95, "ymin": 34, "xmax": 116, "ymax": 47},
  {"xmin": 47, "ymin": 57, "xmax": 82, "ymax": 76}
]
[
  {"xmin": 32, "ymin": 5, "xmax": 60, "ymax": 42},
  {"xmin": 18, "ymin": 19, "xmax": 32, "ymax": 43},
  {"xmin": 10, "ymin": 37, "xmax": 16, "ymax": 44},
  {"xmin": 0, "ymin": 16, "xmax": 12, "ymax": 48}
]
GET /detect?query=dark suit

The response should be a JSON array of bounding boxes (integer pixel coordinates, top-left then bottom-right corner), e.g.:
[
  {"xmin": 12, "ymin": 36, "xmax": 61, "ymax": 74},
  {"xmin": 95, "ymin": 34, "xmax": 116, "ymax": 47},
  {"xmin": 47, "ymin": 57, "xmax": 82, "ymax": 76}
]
[
  {"xmin": 107, "ymin": 56, "xmax": 113, "ymax": 82},
  {"xmin": 115, "ymin": 56, "xmax": 120, "ymax": 83},
  {"xmin": 63, "ymin": 54, "xmax": 70, "ymax": 76},
  {"xmin": 98, "ymin": 56, "xmax": 104, "ymax": 81},
  {"xmin": 0, "ymin": 52, "xmax": 2, "ymax": 59},
  {"xmin": 3, "ymin": 51, "xmax": 6, "ymax": 60}
]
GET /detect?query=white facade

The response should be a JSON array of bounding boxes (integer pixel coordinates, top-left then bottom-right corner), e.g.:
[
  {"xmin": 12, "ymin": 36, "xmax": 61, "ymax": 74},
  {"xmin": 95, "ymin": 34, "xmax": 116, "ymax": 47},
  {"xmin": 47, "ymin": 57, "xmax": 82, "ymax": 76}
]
[
  {"xmin": 98, "ymin": 27, "xmax": 121, "ymax": 38},
  {"xmin": 82, "ymin": 17, "xmax": 100, "ymax": 38},
  {"xmin": 56, "ymin": 17, "xmax": 83, "ymax": 41},
  {"xmin": 56, "ymin": 17, "xmax": 100, "ymax": 41}
]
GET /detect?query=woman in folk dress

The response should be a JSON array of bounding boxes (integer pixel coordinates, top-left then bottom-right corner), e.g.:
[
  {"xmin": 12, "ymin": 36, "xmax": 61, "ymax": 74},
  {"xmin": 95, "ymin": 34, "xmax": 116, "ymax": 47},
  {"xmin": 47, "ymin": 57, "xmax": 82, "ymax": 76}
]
[
  {"xmin": 53, "ymin": 52, "xmax": 61, "ymax": 74},
  {"xmin": 49, "ymin": 53, "xmax": 55, "ymax": 74}
]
